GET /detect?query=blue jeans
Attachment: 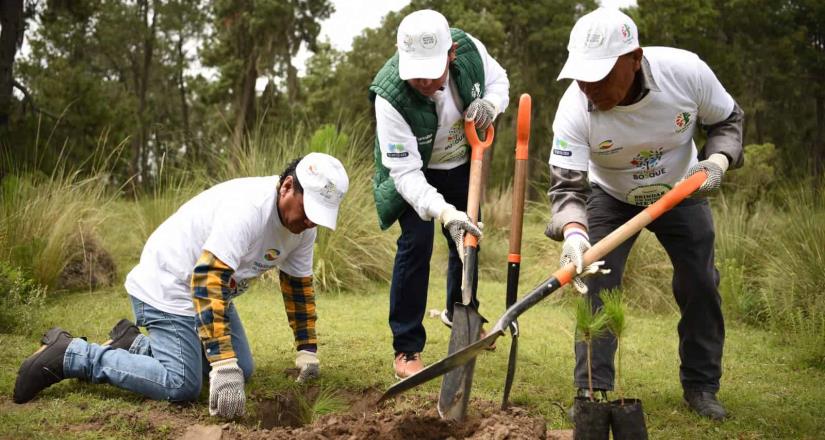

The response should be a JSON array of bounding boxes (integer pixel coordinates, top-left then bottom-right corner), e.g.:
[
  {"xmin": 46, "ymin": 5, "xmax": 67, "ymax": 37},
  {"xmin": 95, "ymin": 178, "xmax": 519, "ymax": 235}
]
[{"xmin": 63, "ymin": 295, "xmax": 254, "ymax": 401}]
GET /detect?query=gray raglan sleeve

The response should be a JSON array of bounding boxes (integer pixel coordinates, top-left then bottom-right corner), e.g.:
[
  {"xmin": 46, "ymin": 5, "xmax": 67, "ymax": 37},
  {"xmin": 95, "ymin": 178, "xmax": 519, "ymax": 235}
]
[
  {"xmin": 700, "ymin": 101, "xmax": 745, "ymax": 169},
  {"xmin": 544, "ymin": 166, "xmax": 590, "ymax": 242}
]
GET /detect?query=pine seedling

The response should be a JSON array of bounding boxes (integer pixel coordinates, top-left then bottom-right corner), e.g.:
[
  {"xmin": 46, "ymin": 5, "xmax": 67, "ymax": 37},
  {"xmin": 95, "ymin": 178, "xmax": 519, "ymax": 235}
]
[
  {"xmin": 602, "ymin": 289, "xmax": 627, "ymax": 405},
  {"xmin": 575, "ymin": 296, "xmax": 609, "ymax": 401}
]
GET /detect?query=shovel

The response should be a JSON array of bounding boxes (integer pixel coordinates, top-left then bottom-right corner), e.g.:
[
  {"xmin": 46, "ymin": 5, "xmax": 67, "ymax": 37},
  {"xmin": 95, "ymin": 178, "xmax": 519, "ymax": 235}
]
[
  {"xmin": 437, "ymin": 121, "xmax": 494, "ymax": 421},
  {"xmin": 502, "ymin": 94, "xmax": 531, "ymax": 409},
  {"xmin": 379, "ymin": 170, "xmax": 710, "ymax": 403}
]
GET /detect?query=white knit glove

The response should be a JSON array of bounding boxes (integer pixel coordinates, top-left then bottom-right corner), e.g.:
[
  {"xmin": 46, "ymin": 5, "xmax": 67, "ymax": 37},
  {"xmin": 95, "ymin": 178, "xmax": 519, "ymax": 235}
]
[
  {"xmin": 464, "ymin": 98, "xmax": 497, "ymax": 131},
  {"xmin": 685, "ymin": 153, "xmax": 729, "ymax": 196},
  {"xmin": 560, "ymin": 228, "xmax": 610, "ymax": 294},
  {"xmin": 439, "ymin": 206, "xmax": 483, "ymax": 266},
  {"xmin": 208, "ymin": 358, "xmax": 245, "ymax": 418},
  {"xmin": 295, "ymin": 350, "xmax": 320, "ymax": 383}
]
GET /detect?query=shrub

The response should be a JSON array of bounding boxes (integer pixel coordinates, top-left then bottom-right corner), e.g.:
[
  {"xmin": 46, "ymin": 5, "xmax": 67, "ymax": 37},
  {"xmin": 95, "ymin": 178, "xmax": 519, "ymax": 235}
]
[{"xmin": 0, "ymin": 262, "xmax": 46, "ymax": 334}]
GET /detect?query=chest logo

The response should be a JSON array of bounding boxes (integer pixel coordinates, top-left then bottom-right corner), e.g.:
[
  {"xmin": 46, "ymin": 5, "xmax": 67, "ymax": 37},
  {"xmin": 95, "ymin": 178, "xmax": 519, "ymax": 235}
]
[
  {"xmin": 598, "ymin": 140, "xmax": 614, "ymax": 150},
  {"xmin": 631, "ymin": 148, "xmax": 667, "ymax": 180},
  {"xmin": 264, "ymin": 249, "xmax": 281, "ymax": 261},
  {"xmin": 675, "ymin": 111, "xmax": 693, "ymax": 133}
]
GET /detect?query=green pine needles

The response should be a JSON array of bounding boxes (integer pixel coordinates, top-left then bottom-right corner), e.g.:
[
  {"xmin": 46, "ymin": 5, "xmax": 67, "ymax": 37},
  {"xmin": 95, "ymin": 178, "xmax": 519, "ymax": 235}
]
[
  {"xmin": 575, "ymin": 296, "xmax": 609, "ymax": 401},
  {"xmin": 602, "ymin": 289, "xmax": 627, "ymax": 404}
]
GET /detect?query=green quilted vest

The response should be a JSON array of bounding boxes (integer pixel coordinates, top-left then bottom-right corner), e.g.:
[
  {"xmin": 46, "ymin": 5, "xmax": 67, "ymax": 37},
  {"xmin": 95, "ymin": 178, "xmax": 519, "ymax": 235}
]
[{"xmin": 369, "ymin": 28, "xmax": 485, "ymax": 230}]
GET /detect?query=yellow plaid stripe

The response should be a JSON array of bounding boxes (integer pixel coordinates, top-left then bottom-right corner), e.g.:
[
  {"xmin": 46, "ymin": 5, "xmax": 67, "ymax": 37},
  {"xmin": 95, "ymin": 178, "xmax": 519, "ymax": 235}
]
[
  {"xmin": 192, "ymin": 251, "xmax": 237, "ymax": 362},
  {"xmin": 279, "ymin": 270, "xmax": 317, "ymax": 348}
]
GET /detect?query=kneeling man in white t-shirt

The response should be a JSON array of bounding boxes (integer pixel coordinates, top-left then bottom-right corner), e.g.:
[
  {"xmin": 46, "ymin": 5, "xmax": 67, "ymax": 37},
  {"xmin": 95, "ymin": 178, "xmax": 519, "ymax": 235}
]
[
  {"xmin": 548, "ymin": 8, "xmax": 743, "ymax": 421},
  {"xmin": 14, "ymin": 153, "xmax": 349, "ymax": 419}
]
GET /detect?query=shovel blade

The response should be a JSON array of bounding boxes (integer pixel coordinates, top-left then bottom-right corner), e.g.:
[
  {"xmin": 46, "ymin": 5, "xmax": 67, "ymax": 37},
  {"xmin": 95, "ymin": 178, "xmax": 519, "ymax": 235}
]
[{"xmin": 437, "ymin": 302, "xmax": 486, "ymax": 420}]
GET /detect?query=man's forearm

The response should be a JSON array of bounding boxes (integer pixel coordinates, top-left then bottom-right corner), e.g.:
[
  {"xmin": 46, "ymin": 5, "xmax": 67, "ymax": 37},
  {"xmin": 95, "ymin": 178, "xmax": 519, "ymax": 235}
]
[
  {"xmin": 279, "ymin": 271, "xmax": 317, "ymax": 351},
  {"xmin": 703, "ymin": 101, "xmax": 745, "ymax": 169},
  {"xmin": 192, "ymin": 251, "xmax": 237, "ymax": 362},
  {"xmin": 546, "ymin": 166, "xmax": 590, "ymax": 241}
]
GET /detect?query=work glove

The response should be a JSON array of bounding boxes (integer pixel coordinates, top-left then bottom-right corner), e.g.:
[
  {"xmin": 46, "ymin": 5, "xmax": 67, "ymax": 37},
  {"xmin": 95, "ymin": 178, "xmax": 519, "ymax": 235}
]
[
  {"xmin": 439, "ymin": 206, "xmax": 483, "ymax": 266},
  {"xmin": 559, "ymin": 228, "xmax": 610, "ymax": 294},
  {"xmin": 295, "ymin": 350, "xmax": 320, "ymax": 383},
  {"xmin": 464, "ymin": 98, "xmax": 497, "ymax": 132},
  {"xmin": 685, "ymin": 153, "xmax": 729, "ymax": 197},
  {"xmin": 208, "ymin": 358, "xmax": 245, "ymax": 419}
]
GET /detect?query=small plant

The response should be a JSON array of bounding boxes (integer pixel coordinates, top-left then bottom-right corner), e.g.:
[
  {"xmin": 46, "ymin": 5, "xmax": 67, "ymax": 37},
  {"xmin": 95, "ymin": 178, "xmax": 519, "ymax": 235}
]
[
  {"xmin": 0, "ymin": 262, "xmax": 46, "ymax": 334},
  {"xmin": 297, "ymin": 387, "xmax": 346, "ymax": 425},
  {"xmin": 575, "ymin": 296, "xmax": 609, "ymax": 401},
  {"xmin": 601, "ymin": 289, "xmax": 627, "ymax": 405}
]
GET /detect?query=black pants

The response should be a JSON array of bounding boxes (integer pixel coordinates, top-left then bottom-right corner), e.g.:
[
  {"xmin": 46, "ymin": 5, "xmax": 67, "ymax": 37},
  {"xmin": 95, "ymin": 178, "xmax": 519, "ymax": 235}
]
[
  {"xmin": 388, "ymin": 162, "xmax": 480, "ymax": 354},
  {"xmin": 573, "ymin": 185, "xmax": 724, "ymax": 393}
]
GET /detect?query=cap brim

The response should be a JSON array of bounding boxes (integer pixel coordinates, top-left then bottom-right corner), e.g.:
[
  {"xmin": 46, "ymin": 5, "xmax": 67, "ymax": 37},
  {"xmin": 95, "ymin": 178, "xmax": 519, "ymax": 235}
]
[
  {"xmin": 398, "ymin": 54, "xmax": 448, "ymax": 80},
  {"xmin": 556, "ymin": 56, "xmax": 619, "ymax": 82},
  {"xmin": 303, "ymin": 192, "xmax": 339, "ymax": 230}
]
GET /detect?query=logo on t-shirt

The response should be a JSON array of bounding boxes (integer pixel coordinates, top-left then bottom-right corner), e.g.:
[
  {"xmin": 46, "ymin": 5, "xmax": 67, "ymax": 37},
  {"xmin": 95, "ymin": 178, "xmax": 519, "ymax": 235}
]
[
  {"xmin": 675, "ymin": 111, "xmax": 693, "ymax": 133},
  {"xmin": 386, "ymin": 143, "xmax": 409, "ymax": 158},
  {"xmin": 552, "ymin": 137, "xmax": 572, "ymax": 157},
  {"xmin": 631, "ymin": 148, "xmax": 667, "ymax": 180},
  {"xmin": 598, "ymin": 140, "xmax": 614, "ymax": 150},
  {"xmin": 264, "ymin": 249, "xmax": 281, "ymax": 261}
]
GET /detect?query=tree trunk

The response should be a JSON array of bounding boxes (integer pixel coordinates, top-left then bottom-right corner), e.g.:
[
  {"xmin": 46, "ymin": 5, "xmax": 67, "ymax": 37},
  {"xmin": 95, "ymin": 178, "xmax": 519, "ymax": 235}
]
[
  {"xmin": 814, "ymin": 95, "xmax": 825, "ymax": 179},
  {"xmin": 176, "ymin": 34, "xmax": 193, "ymax": 161},
  {"xmin": 232, "ymin": 48, "xmax": 257, "ymax": 153},
  {"xmin": 0, "ymin": 0, "xmax": 24, "ymax": 127},
  {"xmin": 136, "ymin": 0, "xmax": 157, "ymax": 185}
]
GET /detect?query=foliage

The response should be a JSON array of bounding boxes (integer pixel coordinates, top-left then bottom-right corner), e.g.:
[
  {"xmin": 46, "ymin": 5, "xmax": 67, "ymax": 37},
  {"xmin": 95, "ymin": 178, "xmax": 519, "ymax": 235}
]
[
  {"xmin": 601, "ymin": 289, "xmax": 627, "ymax": 402},
  {"xmin": 0, "ymin": 261, "xmax": 46, "ymax": 334},
  {"xmin": 575, "ymin": 296, "xmax": 608, "ymax": 398}
]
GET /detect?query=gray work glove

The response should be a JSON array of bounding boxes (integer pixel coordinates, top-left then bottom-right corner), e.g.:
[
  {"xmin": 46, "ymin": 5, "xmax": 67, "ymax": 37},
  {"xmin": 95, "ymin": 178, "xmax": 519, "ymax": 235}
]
[
  {"xmin": 439, "ymin": 205, "xmax": 483, "ymax": 266},
  {"xmin": 559, "ymin": 228, "xmax": 610, "ymax": 294},
  {"xmin": 464, "ymin": 98, "xmax": 497, "ymax": 131},
  {"xmin": 685, "ymin": 153, "xmax": 729, "ymax": 197},
  {"xmin": 208, "ymin": 358, "xmax": 245, "ymax": 418},
  {"xmin": 295, "ymin": 350, "xmax": 320, "ymax": 383}
]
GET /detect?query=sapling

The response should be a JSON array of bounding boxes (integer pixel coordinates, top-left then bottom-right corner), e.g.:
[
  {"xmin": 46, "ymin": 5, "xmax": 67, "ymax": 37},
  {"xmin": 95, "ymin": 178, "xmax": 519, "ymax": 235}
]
[
  {"xmin": 575, "ymin": 296, "xmax": 609, "ymax": 401},
  {"xmin": 602, "ymin": 289, "xmax": 627, "ymax": 405}
]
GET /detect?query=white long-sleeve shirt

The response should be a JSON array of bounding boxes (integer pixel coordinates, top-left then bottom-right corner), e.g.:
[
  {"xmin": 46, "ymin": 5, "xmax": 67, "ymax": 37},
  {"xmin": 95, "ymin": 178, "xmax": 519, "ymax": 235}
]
[{"xmin": 375, "ymin": 34, "xmax": 509, "ymax": 221}]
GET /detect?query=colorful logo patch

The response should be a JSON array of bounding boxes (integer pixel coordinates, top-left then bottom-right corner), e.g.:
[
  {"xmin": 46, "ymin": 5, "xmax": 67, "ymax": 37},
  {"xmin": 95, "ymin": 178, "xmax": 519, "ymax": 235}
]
[
  {"xmin": 386, "ymin": 143, "xmax": 409, "ymax": 158},
  {"xmin": 675, "ymin": 111, "xmax": 693, "ymax": 133},
  {"xmin": 630, "ymin": 148, "xmax": 664, "ymax": 171},
  {"xmin": 554, "ymin": 138, "xmax": 569, "ymax": 148},
  {"xmin": 598, "ymin": 140, "xmax": 614, "ymax": 150},
  {"xmin": 264, "ymin": 249, "xmax": 281, "ymax": 261}
]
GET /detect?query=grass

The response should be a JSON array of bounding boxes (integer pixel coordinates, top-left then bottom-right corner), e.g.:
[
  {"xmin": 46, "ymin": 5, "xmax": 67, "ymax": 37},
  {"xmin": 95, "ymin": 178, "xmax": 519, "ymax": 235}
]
[{"xmin": 2, "ymin": 274, "xmax": 825, "ymax": 439}]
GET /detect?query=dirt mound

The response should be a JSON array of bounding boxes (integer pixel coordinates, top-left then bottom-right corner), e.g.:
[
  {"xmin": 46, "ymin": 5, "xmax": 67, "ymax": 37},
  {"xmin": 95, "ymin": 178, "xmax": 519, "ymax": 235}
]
[
  {"xmin": 233, "ymin": 391, "xmax": 548, "ymax": 440},
  {"xmin": 57, "ymin": 235, "xmax": 117, "ymax": 290}
]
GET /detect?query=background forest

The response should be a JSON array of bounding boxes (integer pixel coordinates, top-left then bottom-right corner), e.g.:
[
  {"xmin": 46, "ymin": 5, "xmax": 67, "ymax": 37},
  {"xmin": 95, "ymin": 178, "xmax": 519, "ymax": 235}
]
[{"xmin": 0, "ymin": 1, "xmax": 824, "ymax": 438}]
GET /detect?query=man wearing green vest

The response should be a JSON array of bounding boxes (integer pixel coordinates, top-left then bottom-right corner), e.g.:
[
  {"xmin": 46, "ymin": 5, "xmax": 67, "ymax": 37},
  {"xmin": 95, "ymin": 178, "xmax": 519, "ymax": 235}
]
[{"xmin": 369, "ymin": 9, "xmax": 509, "ymax": 379}]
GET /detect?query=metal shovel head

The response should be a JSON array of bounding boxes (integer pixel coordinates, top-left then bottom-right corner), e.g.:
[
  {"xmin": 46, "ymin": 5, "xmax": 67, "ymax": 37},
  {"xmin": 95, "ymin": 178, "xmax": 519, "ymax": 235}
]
[
  {"xmin": 379, "ymin": 326, "xmax": 504, "ymax": 403},
  {"xmin": 438, "ymin": 301, "xmax": 487, "ymax": 420}
]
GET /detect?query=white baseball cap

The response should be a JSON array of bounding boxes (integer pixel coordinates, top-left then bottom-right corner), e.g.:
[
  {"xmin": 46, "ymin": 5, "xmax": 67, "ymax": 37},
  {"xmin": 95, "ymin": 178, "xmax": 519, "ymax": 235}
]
[
  {"xmin": 396, "ymin": 9, "xmax": 453, "ymax": 80},
  {"xmin": 295, "ymin": 153, "xmax": 349, "ymax": 230},
  {"xmin": 557, "ymin": 8, "xmax": 639, "ymax": 82}
]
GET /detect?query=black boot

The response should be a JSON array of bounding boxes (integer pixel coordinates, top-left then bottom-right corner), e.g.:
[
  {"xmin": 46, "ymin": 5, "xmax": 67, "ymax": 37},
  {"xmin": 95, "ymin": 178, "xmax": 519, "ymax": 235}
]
[
  {"xmin": 103, "ymin": 319, "xmax": 141, "ymax": 351},
  {"xmin": 684, "ymin": 390, "xmax": 727, "ymax": 420},
  {"xmin": 13, "ymin": 327, "xmax": 73, "ymax": 404}
]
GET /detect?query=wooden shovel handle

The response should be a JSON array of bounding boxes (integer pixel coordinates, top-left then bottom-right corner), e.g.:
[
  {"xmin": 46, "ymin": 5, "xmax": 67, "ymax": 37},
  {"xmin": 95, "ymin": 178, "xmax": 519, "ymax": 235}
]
[
  {"xmin": 508, "ymin": 94, "xmax": 531, "ymax": 260},
  {"xmin": 464, "ymin": 122, "xmax": 495, "ymax": 231}
]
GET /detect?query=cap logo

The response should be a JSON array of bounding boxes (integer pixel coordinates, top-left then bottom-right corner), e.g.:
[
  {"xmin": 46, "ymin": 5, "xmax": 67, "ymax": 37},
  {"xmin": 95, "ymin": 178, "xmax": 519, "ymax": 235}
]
[
  {"xmin": 320, "ymin": 181, "xmax": 340, "ymax": 202},
  {"xmin": 401, "ymin": 34, "xmax": 415, "ymax": 52},
  {"xmin": 419, "ymin": 32, "xmax": 438, "ymax": 49},
  {"xmin": 307, "ymin": 164, "xmax": 319, "ymax": 175},
  {"xmin": 620, "ymin": 24, "xmax": 633, "ymax": 43},
  {"xmin": 585, "ymin": 31, "xmax": 605, "ymax": 48}
]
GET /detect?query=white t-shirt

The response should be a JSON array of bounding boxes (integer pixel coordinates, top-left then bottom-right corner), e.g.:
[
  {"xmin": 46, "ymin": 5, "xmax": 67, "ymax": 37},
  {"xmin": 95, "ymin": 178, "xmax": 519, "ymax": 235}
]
[
  {"xmin": 375, "ymin": 34, "xmax": 510, "ymax": 221},
  {"xmin": 125, "ymin": 176, "xmax": 315, "ymax": 316},
  {"xmin": 549, "ymin": 47, "xmax": 734, "ymax": 206}
]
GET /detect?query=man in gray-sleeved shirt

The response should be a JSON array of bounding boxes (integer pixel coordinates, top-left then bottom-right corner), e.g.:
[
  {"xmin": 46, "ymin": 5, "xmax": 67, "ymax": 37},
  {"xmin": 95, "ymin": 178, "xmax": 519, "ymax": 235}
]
[{"xmin": 548, "ymin": 8, "xmax": 743, "ymax": 420}]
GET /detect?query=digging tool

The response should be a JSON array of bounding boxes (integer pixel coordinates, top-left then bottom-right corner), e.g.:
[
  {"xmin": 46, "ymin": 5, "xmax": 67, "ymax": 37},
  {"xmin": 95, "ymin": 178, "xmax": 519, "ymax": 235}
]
[
  {"xmin": 502, "ymin": 94, "xmax": 531, "ymax": 409},
  {"xmin": 437, "ymin": 121, "xmax": 494, "ymax": 421},
  {"xmin": 379, "ymin": 170, "xmax": 710, "ymax": 403}
]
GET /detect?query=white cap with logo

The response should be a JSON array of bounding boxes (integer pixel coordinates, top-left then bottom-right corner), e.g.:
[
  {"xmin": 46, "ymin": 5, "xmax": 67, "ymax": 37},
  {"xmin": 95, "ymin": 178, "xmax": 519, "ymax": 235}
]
[
  {"xmin": 295, "ymin": 153, "xmax": 349, "ymax": 230},
  {"xmin": 396, "ymin": 9, "xmax": 453, "ymax": 81},
  {"xmin": 557, "ymin": 8, "xmax": 639, "ymax": 82}
]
